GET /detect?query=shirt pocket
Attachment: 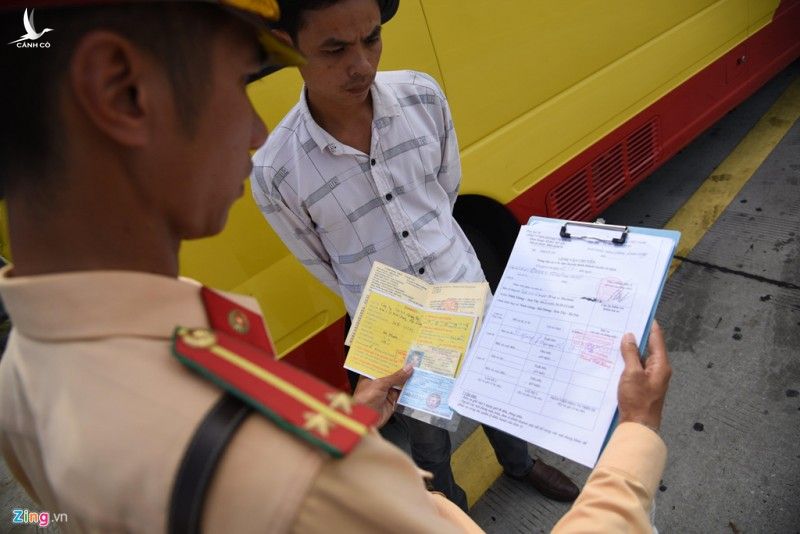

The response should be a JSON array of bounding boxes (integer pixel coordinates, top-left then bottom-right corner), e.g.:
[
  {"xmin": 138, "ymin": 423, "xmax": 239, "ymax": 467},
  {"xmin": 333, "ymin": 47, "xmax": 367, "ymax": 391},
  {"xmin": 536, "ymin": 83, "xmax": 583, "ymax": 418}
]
[
  {"xmin": 306, "ymin": 174, "xmax": 385, "ymax": 257},
  {"xmin": 384, "ymin": 135, "xmax": 441, "ymax": 193}
]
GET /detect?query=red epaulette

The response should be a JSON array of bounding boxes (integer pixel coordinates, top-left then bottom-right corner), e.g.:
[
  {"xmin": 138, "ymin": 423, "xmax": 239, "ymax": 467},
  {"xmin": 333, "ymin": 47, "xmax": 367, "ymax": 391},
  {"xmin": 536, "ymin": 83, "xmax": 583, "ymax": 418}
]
[{"xmin": 171, "ymin": 287, "xmax": 378, "ymax": 457}]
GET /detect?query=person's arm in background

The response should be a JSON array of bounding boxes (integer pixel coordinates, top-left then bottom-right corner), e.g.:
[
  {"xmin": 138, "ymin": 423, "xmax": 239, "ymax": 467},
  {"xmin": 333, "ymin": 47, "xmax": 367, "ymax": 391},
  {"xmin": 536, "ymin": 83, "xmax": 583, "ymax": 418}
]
[
  {"xmin": 426, "ymin": 74, "xmax": 462, "ymax": 212},
  {"xmin": 251, "ymin": 163, "xmax": 341, "ymax": 296},
  {"xmin": 552, "ymin": 321, "xmax": 672, "ymax": 533}
]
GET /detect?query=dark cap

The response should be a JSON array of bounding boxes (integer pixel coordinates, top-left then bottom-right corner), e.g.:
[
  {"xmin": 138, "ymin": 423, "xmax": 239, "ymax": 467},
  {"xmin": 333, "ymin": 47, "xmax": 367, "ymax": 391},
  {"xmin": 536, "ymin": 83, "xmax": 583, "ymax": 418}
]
[{"xmin": 377, "ymin": 0, "xmax": 398, "ymax": 23}]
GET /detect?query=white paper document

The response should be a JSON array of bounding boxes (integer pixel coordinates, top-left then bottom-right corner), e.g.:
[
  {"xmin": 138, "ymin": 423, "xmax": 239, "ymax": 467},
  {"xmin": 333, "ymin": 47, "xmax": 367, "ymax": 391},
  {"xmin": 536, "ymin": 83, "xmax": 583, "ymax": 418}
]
[{"xmin": 449, "ymin": 220, "xmax": 675, "ymax": 467}]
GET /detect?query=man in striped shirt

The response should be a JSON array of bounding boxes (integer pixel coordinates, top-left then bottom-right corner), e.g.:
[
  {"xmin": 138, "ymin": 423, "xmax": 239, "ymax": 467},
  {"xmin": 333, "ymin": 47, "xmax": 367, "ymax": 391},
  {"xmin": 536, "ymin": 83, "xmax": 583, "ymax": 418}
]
[{"xmin": 252, "ymin": 0, "xmax": 580, "ymax": 509}]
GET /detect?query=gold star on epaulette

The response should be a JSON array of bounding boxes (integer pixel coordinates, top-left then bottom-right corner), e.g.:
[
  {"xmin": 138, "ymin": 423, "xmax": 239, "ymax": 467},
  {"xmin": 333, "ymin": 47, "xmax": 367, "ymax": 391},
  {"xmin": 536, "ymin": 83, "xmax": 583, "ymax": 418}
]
[
  {"xmin": 303, "ymin": 412, "xmax": 334, "ymax": 437},
  {"xmin": 326, "ymin": 392, "xmax": 353, "ymax": 414}
]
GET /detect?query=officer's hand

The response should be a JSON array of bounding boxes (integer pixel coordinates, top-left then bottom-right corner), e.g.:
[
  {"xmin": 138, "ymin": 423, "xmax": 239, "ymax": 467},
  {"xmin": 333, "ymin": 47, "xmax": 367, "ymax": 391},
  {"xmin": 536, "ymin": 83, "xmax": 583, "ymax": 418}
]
[
  {"xmin": 352, "ymin": 366, "xmax": 413, "ymax": 428},
  {"xmin": 617, "ymin": 321, "xmax": 672, "ymax": 432}
]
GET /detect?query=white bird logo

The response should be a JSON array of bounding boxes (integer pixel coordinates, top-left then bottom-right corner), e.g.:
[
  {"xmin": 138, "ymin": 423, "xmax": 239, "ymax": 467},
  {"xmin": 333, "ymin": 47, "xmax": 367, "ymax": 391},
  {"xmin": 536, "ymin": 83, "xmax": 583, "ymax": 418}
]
[{"xmin": 8, "ymin": 9, "xmax": 53, "ymax": 45}]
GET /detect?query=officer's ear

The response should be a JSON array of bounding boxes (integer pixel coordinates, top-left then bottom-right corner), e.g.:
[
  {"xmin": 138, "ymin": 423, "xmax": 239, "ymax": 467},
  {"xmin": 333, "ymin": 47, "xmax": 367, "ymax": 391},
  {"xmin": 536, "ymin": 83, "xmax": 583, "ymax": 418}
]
[{"xmin": 68, "ymin": 30, "xmax": 159, "ymax": 147}]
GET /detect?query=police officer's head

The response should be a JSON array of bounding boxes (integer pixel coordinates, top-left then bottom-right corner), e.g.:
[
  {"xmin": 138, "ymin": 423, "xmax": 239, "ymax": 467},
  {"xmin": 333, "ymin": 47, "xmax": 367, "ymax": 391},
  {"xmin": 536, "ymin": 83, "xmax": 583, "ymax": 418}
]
[{"xmin": 0, "ymin": 1, "xmax": 301, "ymax": 245}]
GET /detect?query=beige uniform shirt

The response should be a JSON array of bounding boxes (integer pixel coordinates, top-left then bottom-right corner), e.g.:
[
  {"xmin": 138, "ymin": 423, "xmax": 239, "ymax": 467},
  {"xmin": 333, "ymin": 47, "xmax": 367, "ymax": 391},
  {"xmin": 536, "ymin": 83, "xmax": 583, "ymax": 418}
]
[{"xmin": 0, "ymin": 268, "xmax": 465, "ymax": 533}]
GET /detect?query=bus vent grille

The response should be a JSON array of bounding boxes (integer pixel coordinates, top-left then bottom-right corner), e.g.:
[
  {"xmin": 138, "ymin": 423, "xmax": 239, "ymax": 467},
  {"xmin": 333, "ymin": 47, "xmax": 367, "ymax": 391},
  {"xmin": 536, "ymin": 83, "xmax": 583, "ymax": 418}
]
[
  {"xmin": 547, "ymin": 169, "xmax": 593, "ymax": 221},
  {"xmin": 547, "ymin": 118, "xmax": 660, "ymax": 220},
  {"xmin": 626, "ymin": 119, "xmax": 659, "ymax": 183},
  {"xmin": 591, "ymin": 144, "xmax": 625, "ymax": 203}
]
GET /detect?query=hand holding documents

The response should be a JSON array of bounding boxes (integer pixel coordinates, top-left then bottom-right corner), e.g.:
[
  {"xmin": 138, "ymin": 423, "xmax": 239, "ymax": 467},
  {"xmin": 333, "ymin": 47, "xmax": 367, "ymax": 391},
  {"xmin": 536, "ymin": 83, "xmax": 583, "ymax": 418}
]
[
  {"xmin": 345, "ymin": 262, "xmax": 488, "ymax": 426},
  {"xmin": 449, "ymin": 218, "xmax": 679, "ymax": 467}
]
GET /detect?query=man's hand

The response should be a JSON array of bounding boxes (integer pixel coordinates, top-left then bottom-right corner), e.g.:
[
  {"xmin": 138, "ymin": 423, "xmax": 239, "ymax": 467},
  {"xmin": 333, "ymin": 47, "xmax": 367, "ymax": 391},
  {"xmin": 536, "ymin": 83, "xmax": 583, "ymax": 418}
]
[
  {"xmin": 617, "ymin": 321, "xmax": 672, "ymax": 432},
  {"xmin": 352, "ymin": 366, "xmax": 413, "ymax": 428}
]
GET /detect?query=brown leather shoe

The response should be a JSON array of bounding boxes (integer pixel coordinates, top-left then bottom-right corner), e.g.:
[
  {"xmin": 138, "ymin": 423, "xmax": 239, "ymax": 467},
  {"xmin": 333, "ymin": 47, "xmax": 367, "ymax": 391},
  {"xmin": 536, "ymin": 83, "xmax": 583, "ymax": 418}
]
[{"xmin": 526, "ymin": 459, "xmax": 580, "ymax": 502}]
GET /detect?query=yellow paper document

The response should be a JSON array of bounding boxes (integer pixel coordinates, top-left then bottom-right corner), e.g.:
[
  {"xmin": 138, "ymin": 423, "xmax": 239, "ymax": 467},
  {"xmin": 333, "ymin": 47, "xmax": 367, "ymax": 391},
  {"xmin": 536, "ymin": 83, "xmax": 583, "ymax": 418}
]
[{"xmin": 344, "ymin": 262, "xmax": 488, "ymax": 380}]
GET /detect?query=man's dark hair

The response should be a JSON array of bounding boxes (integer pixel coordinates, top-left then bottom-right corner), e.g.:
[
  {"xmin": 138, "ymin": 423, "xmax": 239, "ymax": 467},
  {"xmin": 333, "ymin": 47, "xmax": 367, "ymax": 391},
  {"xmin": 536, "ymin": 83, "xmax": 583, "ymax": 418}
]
[
  {"xmin": 275, "ymin": 0, "xmax": 383, "ymax": 43},
  {"xmin": 0, "ymin": 4, "xmax": 238, "ymax": 197}
]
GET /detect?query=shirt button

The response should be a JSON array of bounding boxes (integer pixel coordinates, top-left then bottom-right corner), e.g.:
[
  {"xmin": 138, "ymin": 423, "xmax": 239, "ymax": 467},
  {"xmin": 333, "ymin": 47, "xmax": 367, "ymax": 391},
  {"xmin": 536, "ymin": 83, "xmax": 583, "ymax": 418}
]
[
  {"xmin": 385, "ymin": 193, "xmax": 393, "ymax": 201},
  {"xmin": 402, "ymin": 230, "xmax": 409, "ymax": 238},
  {"xmin": 418, "ymin": 267, "xmax": 425, "ymax": 275},
  {"xmin": 371, "ymin": 158, "xmax": 376, "ymax": 166}
]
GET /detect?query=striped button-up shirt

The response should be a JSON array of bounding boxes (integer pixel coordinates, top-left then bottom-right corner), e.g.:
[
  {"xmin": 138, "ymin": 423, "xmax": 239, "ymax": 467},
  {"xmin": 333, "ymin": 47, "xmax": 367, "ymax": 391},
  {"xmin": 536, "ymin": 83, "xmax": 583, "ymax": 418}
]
[{"xmin": 251, "ymin": 70, "xmax": 485, "ymax": 316}]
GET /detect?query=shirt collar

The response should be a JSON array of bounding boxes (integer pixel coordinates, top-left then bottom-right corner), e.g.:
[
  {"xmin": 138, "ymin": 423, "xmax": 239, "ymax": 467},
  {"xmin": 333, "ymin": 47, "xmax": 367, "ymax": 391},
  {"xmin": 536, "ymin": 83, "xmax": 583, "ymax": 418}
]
[
  {"xmin": 370, "ymin": 75, "xmax": 402, "ymax": 121},
  {"xmin": 299, "ymin": 86, "xmax": 340, "ymax": 153},
  {"xmin": 299, "ymin": 74, "xmax": 402, "ymax": 154},
  {"xmin": 0, "ymin": 266, "xmax": 209, "ymax": 341}
]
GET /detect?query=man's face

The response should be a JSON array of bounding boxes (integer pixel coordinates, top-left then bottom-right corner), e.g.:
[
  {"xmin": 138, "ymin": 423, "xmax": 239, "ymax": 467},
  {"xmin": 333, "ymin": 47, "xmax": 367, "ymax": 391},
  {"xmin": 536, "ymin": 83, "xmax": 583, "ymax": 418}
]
[
  {"xmin": 294, "ymin": 0, "xmax": 382, "ymax": 107},
  {"xmin": 151, "ymin": 23, "xmax": 268, "ymax": 240}
]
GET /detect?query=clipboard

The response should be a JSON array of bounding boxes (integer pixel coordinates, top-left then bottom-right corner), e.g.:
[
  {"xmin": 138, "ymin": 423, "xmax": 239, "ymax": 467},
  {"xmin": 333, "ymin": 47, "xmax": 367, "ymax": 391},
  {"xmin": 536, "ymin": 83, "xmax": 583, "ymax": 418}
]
[
  {"xmin": 529, "ymin": 216, "xmax": 680, "ymax": 347},
  {"xmin": 449, "ymin": 215, "xmax": 680, "ymax": 467},
  {"xmin": 529, "ymin": 216, "xmax": 680, "ymax": 456}
]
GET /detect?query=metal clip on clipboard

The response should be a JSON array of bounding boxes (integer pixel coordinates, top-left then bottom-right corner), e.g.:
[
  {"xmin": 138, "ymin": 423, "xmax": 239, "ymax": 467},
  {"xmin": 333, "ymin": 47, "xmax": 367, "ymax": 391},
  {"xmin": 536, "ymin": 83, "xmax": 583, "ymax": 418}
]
[{"xmin": 559, "ymin": 220, "xmax": 629, "ymax": 245}]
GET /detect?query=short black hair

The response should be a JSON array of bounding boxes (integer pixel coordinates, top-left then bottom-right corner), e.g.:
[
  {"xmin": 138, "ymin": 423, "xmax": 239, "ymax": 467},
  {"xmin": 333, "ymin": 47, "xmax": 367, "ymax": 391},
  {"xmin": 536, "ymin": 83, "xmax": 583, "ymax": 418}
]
[
  {"xmin": 0, "ymin": 4, "xmax": 236, "ymax": 197},
  {"xmin": 275, "ymin": 0, "xmax": 382, "ymax": 42}
]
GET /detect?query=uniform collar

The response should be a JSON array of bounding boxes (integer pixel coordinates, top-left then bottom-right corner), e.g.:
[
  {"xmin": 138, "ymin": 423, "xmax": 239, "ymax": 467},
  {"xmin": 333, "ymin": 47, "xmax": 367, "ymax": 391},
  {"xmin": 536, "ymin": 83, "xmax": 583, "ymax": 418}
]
[
  {"xmin": 0, "ymin": 266, "xmax": 209, "ymax": 341},
  {"xmin": 300, "ymin": 74, "xmax": 402, "ymax": 154}
]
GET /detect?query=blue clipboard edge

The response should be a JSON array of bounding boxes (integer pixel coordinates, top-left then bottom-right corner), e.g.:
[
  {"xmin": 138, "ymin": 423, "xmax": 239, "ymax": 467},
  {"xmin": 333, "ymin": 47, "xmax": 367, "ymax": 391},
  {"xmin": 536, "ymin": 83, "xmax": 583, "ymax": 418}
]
[{"xmin": 527, "ymin": 216, "xmax": 681, "ymax": 462}]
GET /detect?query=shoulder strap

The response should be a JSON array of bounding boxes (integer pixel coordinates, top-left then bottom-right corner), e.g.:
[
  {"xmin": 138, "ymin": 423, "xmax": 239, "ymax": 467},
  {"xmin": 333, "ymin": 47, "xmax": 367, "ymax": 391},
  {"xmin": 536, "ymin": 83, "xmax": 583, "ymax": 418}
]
[
  {"xmin": 172, "ymin": 326, "xmax": 378, "ymax": 457},
  {"xmin": 169, "ymin": 393, "xmax": 251, "ymax": 534}
]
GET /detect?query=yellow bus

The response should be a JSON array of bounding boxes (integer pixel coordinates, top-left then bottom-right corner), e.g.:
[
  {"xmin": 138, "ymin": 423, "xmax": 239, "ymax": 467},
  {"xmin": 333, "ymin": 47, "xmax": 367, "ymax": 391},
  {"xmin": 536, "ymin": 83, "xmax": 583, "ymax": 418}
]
[{"xmin": 4, "ymin": 1, "xmax": 797, "ymax": 388}]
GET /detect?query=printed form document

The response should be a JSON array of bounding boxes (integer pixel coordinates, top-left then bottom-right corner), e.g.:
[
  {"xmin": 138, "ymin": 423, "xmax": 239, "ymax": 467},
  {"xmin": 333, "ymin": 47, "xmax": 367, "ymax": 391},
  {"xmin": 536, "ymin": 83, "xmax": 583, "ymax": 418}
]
[{"xmin": 449, "ymin": 219, "xmax": 676, "ymax": 467}]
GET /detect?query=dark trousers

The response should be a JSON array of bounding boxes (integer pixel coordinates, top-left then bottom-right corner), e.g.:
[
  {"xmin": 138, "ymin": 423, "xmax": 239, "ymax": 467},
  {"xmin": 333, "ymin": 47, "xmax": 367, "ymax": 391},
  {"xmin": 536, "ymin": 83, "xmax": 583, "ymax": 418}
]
[
  {"xmin": 345, "ymin": 317, "xmax": 533, "ymax": 511},
  {"xmin": 395, "ymin": 413, "xmax": 533, "ymax": 511}
]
